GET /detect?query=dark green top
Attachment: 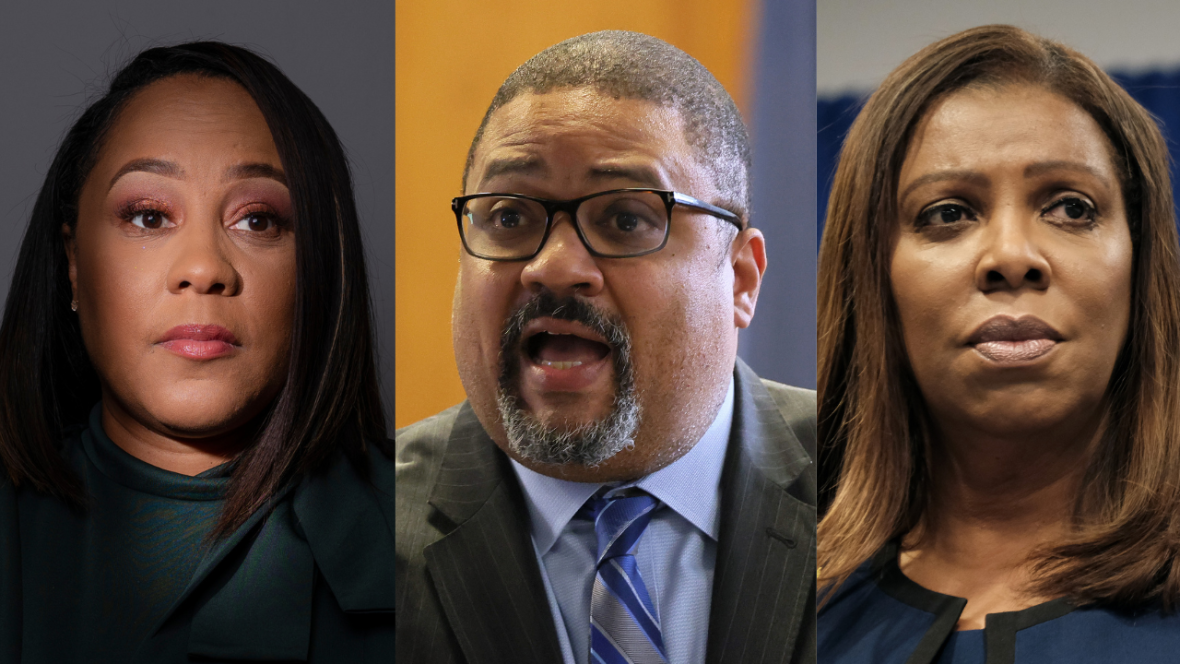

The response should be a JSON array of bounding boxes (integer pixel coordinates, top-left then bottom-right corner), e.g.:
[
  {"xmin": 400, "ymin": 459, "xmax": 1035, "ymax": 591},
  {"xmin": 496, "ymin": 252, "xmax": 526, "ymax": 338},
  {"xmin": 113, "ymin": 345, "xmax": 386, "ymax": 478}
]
[
  {"xmin": 19, "ymin": 404, "xmax": 230, "ymax": 661},
  {"xmin": 0, "ymin": 404, "xmax": 396, "ymax": 663}
]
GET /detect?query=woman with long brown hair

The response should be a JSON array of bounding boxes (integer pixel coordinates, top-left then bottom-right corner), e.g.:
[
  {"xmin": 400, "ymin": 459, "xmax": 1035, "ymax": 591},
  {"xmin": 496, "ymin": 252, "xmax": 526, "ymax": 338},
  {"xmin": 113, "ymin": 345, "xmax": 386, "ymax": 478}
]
[{"xmin": 818, "ymin": 25, "xmax": 1180, "ymax": 663}]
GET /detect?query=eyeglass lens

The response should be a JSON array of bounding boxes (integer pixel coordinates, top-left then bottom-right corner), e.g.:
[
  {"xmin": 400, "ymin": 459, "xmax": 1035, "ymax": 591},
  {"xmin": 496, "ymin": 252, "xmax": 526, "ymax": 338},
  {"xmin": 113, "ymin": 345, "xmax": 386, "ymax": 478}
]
[{"xmin": 460, "ymin": 190, "xmax": 670, "ymax": 259}]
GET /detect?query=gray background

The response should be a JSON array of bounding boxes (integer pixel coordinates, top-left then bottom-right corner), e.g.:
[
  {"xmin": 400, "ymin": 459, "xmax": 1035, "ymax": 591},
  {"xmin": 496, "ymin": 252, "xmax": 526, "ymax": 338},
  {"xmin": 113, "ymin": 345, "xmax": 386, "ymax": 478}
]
[
  {"xmin": 0, "ymin": 0, "xmax": 396, "ymax": 423},
  {"xmin": 740, "ymin": 0, "xmax": 816, "ymax": 390}
]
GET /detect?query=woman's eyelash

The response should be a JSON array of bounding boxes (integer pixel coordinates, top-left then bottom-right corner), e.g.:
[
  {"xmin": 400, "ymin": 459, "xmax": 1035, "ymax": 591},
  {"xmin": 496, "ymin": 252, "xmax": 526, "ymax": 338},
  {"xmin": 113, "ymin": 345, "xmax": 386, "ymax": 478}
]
[
  {"xmin": 116, "ymin": 200, "xmax": 169, "ymax": 219},
  {"xmin": 231, "ymin": 205, "xmax": 290, "ymax": 232},
  {"xmin": 915, "ymin": 202, "xmax": 976, "ymax": 227},
  {"xmin": 116, "ymin": 201, "xmax": 173, "ymax": 229},
  {"xmin": 1042, "ymin": 196, "xmax": 1098, "ymax": 223}
]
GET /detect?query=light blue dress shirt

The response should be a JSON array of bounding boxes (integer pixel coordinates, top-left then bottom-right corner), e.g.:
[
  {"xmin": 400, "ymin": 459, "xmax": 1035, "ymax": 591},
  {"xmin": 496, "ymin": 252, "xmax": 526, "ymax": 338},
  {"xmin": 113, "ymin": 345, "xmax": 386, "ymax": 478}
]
[{"xmin": 510, "ymin": 378, "xmax": 734, "ymax": 664}]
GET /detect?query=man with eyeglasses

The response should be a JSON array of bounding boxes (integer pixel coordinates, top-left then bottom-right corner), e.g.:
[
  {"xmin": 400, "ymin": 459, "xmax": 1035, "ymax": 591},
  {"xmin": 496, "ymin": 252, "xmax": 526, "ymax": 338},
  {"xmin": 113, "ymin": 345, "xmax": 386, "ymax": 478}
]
[{"xmin": 396, "ymin": 31, "xmax": 816, "ymax": 664}]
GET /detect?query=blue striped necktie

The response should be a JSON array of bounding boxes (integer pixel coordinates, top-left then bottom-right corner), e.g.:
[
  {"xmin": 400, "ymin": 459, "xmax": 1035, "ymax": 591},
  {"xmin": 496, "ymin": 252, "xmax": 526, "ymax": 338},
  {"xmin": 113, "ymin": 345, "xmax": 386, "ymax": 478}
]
[{"xmin": 584, "ymin": 489, "xmax": 668, "ymax": 664}]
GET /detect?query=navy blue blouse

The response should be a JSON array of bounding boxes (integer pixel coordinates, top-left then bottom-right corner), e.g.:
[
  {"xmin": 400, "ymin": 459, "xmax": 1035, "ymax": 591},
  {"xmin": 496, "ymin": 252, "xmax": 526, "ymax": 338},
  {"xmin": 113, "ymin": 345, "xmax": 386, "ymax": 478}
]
[{"xmin": 818, "ymin": 542, "xmax": 1180, "ymax": 664}]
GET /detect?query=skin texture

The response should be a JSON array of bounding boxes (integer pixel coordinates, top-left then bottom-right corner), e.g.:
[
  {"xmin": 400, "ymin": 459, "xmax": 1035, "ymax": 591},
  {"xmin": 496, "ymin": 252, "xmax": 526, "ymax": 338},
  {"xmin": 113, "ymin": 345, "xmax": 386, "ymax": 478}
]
[
  {"xmin": 65, "ymin": 74, "xmax": 296, "ymax": 476},
  {"xmin": 453, "ymin": 87, "xmax": 766, "ymax": 483},
  {"xmin": 890, "ymin": 83, "xmax": 1133, "ymax": 629}
]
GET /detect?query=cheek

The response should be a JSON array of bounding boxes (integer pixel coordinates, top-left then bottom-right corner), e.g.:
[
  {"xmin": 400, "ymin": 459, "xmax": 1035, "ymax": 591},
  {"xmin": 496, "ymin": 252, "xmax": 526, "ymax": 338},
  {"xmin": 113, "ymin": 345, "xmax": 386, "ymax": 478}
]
[
  {"xmin": 1066, "ymin": 236, "xmax": 1133, "ymax": 357},
  {"xmin": 890, "ymin": 243, "xmax": 956, "ymax": 345},
  {"xmin": 452, "ymin": 263, "xmax": 515, "ymax": 372},
  {"xmin": 75, "ymin": 233, "xmax": 161, "ymax": 354},
  {"xmin": 240, "ymin": 251, "xmax": 297, "ymax": 374},
  {"xmin": 622, "ymin": 261, "xmax": 733, "ymax": 385}
]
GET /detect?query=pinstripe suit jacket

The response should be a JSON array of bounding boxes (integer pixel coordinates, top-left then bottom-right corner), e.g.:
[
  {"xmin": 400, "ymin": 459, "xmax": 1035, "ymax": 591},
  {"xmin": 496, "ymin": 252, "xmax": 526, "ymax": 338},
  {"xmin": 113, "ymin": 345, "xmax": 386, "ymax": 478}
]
[{"xmin": 395, "ymin": 358, "xmax": 817, "ymax": 663}]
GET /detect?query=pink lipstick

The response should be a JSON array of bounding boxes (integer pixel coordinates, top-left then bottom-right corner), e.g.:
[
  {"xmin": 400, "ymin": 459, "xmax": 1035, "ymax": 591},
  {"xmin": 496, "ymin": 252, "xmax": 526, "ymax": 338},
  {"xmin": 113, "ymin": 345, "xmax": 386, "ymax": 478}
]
[
  {"xmin": 967, "ymin": 316, "xmax": 1062, "ymax": 364},
  {"xmin": 157, "ymin": 324, "xmax": 239, "ymax": 360}
]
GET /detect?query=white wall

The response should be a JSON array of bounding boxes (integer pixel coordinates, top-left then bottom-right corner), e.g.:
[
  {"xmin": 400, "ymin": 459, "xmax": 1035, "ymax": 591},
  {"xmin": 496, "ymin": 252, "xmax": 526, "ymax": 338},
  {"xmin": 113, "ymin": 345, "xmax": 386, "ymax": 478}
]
[{"xmin": 819, "ymin": 0, "xmax": 1180, "ymax": 95}]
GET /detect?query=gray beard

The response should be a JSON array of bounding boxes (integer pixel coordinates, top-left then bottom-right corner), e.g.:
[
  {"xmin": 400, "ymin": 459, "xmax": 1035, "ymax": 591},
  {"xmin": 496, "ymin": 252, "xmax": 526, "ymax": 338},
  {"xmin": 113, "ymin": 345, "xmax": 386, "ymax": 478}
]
[
  {"xmin": 496, "ymin": 376, "xmax": 641, "ymax": 467},
  {"xmin": 495, "ymin": 293, "xmax": 642, "ymax": 467}
]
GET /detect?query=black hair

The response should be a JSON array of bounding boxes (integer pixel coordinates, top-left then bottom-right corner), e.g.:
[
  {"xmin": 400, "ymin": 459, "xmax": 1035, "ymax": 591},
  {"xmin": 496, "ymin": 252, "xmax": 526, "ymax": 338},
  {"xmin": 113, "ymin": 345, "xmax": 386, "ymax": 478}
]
[
  {"xmin": 0, "ymin": 41, "xmax": 386, "ymax": 536},
  {"xmin": 463, "ymin": 30, "xmax": 752, "ymax": 222}
]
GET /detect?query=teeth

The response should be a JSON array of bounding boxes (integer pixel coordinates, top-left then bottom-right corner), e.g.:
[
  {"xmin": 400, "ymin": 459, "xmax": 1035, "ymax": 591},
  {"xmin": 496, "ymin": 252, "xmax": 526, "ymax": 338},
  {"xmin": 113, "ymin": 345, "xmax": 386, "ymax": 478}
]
[{"xmin": 540, "ymin": 360, "xmax": 583, "ymax": 369}]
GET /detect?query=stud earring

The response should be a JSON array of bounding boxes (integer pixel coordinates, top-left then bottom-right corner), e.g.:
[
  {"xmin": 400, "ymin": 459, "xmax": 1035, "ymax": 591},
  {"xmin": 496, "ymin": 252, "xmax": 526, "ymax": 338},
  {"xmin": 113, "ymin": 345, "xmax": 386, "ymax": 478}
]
[{"xmin": 70, "ymin": 299, "xmax": 78, "ymax": 312}]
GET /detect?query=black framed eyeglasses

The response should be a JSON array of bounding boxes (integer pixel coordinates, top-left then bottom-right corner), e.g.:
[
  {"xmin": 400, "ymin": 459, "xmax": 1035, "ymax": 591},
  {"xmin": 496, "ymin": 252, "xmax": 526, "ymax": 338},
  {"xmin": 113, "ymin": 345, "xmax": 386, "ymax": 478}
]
[{"xmin": 451, "ymin": 188, "xmax": 742, "ymax": 261}]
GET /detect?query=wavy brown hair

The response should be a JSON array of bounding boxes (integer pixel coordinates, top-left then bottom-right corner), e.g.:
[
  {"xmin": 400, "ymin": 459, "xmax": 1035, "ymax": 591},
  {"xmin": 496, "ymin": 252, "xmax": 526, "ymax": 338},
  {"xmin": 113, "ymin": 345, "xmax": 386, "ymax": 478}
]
[{"xmin": 818, "ymin": 25, "xmax": 1180, "ymax": 607}]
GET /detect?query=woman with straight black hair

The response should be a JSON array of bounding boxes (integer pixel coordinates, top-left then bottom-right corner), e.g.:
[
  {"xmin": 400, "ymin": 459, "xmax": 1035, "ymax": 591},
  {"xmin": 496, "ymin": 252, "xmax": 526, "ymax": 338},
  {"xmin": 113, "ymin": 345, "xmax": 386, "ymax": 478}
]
[{"xmin": 0, "ymin": 42, "xmax": 392, "ymax": 662}]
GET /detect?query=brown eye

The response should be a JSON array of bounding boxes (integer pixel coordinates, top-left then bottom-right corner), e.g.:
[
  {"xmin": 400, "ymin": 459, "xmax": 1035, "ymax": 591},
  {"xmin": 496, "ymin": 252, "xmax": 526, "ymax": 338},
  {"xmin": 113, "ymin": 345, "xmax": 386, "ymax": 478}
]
[
  {"xmin": 1043, "ymin": 196, "xmax": 1097, "ymax": 224},
  {"xmin": 129, "ymin": 209, "xmax": 171, "ymax": 229},
  {"xmin": 917, "ymin": 202, "xmax": 976, "ymax": 227},
  {"xmin": 493, "ymin": 208, "xmax": 524, "ymax": 229},
  {"xmin": 231, "ymin": 213, "xmax": 278, "ymax": 232}
]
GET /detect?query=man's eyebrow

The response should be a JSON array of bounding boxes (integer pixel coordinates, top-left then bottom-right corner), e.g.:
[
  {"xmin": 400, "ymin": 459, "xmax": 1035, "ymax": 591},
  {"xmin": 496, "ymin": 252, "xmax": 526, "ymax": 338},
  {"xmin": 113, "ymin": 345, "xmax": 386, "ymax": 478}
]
[
  {"xmin": 587, "ymin": 165, "xmax": 665, "ymax": 189},
  {"xmin": 479, "ymin": 156, "xmax": 547, "ymax": 185},
  {"xmin": 224, "ymin": 162, "xmax": 288, "ymax": 186},
  {"xmin": 108, "ymin": 158, "xmax": 183, "ymax": 191}
]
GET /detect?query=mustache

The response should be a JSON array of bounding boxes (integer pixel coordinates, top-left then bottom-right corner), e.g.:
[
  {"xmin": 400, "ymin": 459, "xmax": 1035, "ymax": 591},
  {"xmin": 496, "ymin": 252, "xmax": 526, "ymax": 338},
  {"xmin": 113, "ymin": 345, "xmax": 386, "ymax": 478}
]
[{"xmin": 500, "ymin": 291, "xmax": 629, "ymax": 358}]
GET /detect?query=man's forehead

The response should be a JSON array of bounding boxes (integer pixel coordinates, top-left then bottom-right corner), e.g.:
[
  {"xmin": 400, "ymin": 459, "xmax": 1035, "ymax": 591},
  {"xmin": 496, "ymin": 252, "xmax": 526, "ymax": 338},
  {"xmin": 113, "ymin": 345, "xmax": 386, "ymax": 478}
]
[{"xmin": 469, "ymin": 89, "xmax": 701, "ymax": 193}]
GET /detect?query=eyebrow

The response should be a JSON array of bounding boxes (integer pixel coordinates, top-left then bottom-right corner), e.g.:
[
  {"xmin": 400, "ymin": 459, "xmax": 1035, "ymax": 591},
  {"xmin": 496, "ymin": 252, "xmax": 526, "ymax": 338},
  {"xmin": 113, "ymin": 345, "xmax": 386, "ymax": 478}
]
[
  {"xmin": 107, "ymin": 159, "xmax": 288, "ymax": 191},
  {"xmin": 108, "ymin": 158, "xmax": 182, "ymax": 191},
  {"xmin": 587, "ymin": 164, "xmax": 665, "ymax": 189},
  {"xmin": 899, "ymin": 160, "xmax": 1115, "ymax": 204},
  {"xmin": 224, "ymin": 162, "xmax": 287, "ymax": 186},
  {"xmin": 898, "ymin": 169, "xmax": 989, "ymax": 203},
  {"xmin": 1023, "ymin": 160, "xmax": 1112, "ymax": 186},
  {"xmin": 478, "ymin": 157, "xmax": 667, "ymax": 191},
  {"xmin": 479, "ymin": 156, "xmax": 547, "ymax": 185}
]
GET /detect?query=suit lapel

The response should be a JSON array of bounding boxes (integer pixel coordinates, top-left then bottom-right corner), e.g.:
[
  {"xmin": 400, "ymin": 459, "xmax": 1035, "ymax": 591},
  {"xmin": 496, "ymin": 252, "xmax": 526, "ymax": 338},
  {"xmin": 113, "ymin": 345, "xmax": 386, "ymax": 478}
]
[
  {"xmin": 707, "ymin": 360, "xmax": 817, "ymax": 664},
  {"xmin": 423, "ymin": 403, "xmax": 563, "ymax": 664}
]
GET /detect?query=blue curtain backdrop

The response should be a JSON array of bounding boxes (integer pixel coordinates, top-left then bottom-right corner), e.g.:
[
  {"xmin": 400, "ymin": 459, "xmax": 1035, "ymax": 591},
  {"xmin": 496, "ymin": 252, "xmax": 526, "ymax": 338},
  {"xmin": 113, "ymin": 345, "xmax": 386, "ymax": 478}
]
[
  {"xmin": 738, "ymin": 0, "xmax": 818, "ymax": 390},
  {"xmin": 817, "ymin": 68, "xmax": 1180, "ymax": 243}
]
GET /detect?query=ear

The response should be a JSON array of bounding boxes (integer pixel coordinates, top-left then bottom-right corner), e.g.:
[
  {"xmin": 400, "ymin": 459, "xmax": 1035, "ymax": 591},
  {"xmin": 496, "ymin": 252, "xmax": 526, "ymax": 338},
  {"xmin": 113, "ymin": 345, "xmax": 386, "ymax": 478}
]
[
  {"xmin": 731, "ymin": 227, "xmax": 766, "ymax": 329},
  {"xmin": 62, "ymin": 223, "xmax": 78, "ymax": 302}
]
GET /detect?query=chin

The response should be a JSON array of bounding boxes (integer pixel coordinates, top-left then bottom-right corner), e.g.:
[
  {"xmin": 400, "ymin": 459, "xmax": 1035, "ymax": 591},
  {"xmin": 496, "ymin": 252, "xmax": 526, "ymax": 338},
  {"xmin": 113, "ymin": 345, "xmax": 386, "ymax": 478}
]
[
  {"xmin": 137, "ymin": 384, "xmax": 274, "ymax": 438},
  {"xmin": 964, "ymin": 396, "xmax": 1100, "ymax": 438}
]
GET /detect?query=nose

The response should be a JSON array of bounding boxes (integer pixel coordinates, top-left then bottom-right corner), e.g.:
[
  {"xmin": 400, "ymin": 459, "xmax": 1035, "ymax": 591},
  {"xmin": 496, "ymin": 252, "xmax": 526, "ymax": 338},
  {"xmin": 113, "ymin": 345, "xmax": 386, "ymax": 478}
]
[
  {"xmin": 520, "ymin": 213, "xmax": 604, "ymax": 297},
  {"xmin": 166, "ymin": 219, "xmax": 241, "ymax": 296},
  {"xmin": 975, "ymin": 208, "xmax": 1051, "ymax": 292}
]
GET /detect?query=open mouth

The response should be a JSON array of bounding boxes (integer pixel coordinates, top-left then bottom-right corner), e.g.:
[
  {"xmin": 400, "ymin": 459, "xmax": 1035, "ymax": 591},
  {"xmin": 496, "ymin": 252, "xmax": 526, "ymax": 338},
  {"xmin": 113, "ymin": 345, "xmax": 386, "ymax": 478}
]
[
  {"xmin": 525, "ymin": 331, "xmax": 612, "ymax": 369},
  {"xmin": 513, "ymin": 318, "xmax": 615, "ymax": 393}
]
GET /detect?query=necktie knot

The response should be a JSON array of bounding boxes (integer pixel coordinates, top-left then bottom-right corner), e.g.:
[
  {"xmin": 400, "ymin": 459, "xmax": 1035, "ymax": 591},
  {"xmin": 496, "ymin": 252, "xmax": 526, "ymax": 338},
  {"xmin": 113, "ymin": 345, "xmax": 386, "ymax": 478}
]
[{"xmin": 584, "ymin": 490, "xmax": 660, "ymax": 564}]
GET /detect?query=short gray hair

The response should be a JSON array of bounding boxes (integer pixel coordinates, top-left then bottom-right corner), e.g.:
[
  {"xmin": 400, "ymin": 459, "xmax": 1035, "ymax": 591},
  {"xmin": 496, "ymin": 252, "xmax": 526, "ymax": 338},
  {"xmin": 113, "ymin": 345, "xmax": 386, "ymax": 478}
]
[{"xmin": 463, "ymin": 30, "xmax": 752, "ymax": 223}]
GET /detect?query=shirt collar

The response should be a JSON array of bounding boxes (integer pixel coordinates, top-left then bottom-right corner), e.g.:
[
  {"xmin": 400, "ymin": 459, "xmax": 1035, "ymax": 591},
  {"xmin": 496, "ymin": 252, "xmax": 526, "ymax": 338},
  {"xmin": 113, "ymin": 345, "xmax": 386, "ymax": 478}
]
[{"xmin": 510, "ymin": 377, "xmax": 735, "ymax": 556}]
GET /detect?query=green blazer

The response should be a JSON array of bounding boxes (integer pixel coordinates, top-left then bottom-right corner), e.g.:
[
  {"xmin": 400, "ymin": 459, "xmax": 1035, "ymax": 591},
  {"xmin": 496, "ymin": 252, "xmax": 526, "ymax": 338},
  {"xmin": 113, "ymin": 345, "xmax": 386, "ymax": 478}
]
[{"xmin": 0, "ymin": 440, "xmax": 395, "ymax": 663}]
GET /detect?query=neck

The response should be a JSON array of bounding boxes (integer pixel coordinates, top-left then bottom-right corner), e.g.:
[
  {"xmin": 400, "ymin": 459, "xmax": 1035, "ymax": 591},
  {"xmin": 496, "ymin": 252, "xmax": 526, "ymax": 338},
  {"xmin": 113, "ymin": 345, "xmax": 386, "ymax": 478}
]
[
  {"xmin": 898, "ymin": 409, "xmax": 1104, "ymax": 627},
  {"xmin": 99, "ymin": 397, "xmax": 250, "ymax": 477},
  {"xmin": 918, "ymin": 409, "xmax": 1102, "ymax": 553}
]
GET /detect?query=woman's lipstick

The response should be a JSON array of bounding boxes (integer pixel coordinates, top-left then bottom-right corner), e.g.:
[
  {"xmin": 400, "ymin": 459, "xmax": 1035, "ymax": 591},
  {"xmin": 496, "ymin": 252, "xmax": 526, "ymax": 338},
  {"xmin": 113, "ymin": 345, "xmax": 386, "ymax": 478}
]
[
  {"xmin": 967, "ymin": 316, "xmax": 1062, "ymax": 364},
  {"xmin": 157, "ymin": 324, "xmax": 239, "ymax": 359}
]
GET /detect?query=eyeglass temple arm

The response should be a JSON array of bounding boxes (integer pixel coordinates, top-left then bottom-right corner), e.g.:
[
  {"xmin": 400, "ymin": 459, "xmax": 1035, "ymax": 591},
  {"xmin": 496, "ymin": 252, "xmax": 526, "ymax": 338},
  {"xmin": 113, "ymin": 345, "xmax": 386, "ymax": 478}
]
[{"xmin": 671, "ymin": 192, "xmax": 743, "ymax": 229}]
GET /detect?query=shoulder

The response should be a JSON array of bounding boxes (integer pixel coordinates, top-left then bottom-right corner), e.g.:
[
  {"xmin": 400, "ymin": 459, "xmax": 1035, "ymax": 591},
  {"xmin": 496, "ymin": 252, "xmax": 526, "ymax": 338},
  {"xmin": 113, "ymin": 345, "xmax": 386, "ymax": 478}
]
[
  {"xmin": 761, "ymin": 379, "xmax": 817, "ymax": 422},
  {"xmin": 760, "ymin": 379, "xmax": 817, "ymax": 460},
  {"xmin": 394, "ymin": 403, "xmax": 465, "ymax": 495}
]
